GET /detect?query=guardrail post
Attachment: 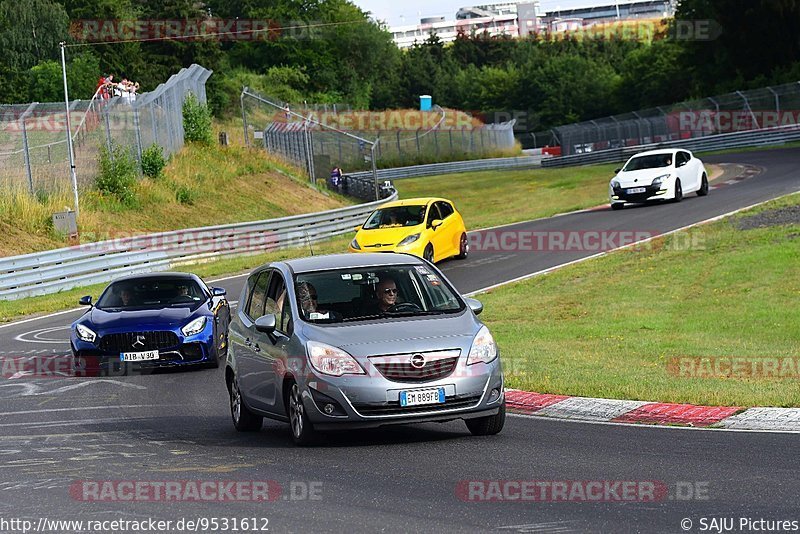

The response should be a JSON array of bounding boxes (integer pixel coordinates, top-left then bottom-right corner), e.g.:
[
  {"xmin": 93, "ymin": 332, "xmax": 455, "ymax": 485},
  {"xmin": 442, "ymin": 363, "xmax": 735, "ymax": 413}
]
[
  {"xmin": 103, "ymin": 105, "xmax": 113, "ymax": 156},
  {"xmin": 434, "ymin": 129, "xmax": 439, "ymax": 157},
  {"xmin": 133, "ymin": 107, "xmax": 144, "ymax": 174},
  {"xmin": 395, "ymin": 130, "xmax": 401, "ymax": 160},
  {"xmin": 240, "ymin": 89, "xmax": 250, "ymax": 147},
  {"xmin": 415, "ymin": 129, "xmax": 421, "ymax": 155},
  {"xmin": 21, "ymin": 120, "xmax": 34, "ymax": 194}
]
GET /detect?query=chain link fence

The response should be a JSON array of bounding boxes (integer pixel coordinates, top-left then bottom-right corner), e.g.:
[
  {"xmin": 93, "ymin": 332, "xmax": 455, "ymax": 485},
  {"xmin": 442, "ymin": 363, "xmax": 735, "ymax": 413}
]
[
  {"xmin": 0, "ymin": 64, "xmax": 212, "ymax": 196},
  {"xmin": 241, "ymin": 87, "xmax": 517, "ymax": 200},
  {"xmin": 554, "ymin": 81, "xmax": 800, "ymax": 156},
  {"xmin": 241, "ymin": 87, "xmax": 383, "ymax": 200}
]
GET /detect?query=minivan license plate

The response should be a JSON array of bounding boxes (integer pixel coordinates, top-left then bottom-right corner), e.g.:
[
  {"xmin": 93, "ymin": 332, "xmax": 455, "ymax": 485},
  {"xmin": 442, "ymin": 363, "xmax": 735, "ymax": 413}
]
[{"xmin": 400, "ymin": 387, "xmax": 445, "ymax": 407}]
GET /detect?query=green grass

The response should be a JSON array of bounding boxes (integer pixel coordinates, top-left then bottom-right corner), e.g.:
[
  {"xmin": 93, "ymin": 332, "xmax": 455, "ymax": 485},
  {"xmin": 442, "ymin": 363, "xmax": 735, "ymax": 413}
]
[
  {"xmin": 697, "ymin": 140, "xmax": 800, "ymax": 157},
  {"xmin": 396, "ymin": 163, "xmax": 620, "ymax": 229},
  {"xmin": 480, "ymin": 193, "xmax": 800, "ymax": 407},
  {"xmin": 0, "ymin": 121, "xmax": 352, "ymax": 257}
]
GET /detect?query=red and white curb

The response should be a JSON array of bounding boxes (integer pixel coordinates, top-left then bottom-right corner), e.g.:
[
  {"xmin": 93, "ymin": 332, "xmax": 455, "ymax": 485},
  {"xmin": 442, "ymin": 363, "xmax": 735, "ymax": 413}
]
[{"xmin": 505, "ymin": 390, "xmax": 800, "ymax": 432}]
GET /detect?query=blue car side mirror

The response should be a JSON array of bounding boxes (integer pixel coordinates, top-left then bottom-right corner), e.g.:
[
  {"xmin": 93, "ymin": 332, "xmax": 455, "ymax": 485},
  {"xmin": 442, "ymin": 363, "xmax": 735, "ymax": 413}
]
[
  {"xmin": 212, "ymin": 287, "xmax": 227, "ymax": 297},
  {"xmin": 79, "ymin": 295, "xmax": 92, "ymax": 306}
]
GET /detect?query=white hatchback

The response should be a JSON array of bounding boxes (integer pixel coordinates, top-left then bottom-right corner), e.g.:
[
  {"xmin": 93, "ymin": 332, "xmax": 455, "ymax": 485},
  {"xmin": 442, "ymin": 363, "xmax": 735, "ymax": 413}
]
[{"xmin": 609, "ymin": 149, "xmax": 709, "ymax": 210}]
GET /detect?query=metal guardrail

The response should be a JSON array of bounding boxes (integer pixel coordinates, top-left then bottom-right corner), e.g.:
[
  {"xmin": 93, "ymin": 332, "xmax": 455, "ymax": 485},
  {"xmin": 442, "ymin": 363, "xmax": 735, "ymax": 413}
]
[
  {"xmin": 347, "ymin": 155, "xmax": 546, "ymax": 181},
  {"xmin": 0, "ymin": 191, "xmax": 397, "ymax": 301},
  {"xmin": 542, "ymin": 124, "xmax": 800, "ymax": 168}
]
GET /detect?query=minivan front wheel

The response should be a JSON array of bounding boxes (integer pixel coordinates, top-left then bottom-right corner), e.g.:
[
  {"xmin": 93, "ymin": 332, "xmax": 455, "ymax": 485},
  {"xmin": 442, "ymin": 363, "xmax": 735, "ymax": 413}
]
[
  {"xmin": 465, "ymin": 402, "xmax": 506, "ymax": 436},
  {"xmin": 288, "ymin": 382, "xmax": 317, "ymax": 445},
  {"xmin": 230, "ymin": 375, "xmax": 263, "ymax": 432}
]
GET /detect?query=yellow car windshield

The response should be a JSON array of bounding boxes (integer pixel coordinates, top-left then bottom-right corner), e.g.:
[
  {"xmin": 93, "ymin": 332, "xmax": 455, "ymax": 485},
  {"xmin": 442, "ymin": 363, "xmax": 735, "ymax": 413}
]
[{"xmin": 363, "ymin": 206, "xmax": 426, "ymax": 230}]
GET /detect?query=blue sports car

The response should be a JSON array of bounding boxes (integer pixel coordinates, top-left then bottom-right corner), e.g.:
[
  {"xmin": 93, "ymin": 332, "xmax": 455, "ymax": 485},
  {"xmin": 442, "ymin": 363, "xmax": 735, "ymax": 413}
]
[{"xmin": 71, "ymin": 273, "xmax": 230, "ymax": 372}]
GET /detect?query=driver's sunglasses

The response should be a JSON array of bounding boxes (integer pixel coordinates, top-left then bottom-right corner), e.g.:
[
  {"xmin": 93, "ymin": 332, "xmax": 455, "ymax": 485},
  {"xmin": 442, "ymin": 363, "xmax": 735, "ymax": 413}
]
[{"xmin": 383, "ymin": 288, "xmax": 398, "ymax": 295}]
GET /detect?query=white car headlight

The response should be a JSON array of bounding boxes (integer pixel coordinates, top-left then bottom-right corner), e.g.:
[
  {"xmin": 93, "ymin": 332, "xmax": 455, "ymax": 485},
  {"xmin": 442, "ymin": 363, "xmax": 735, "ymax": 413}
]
[
  {"xmin": 75, "ymin": 324, "xmax": 96, "ymax": 343},
  {"xmin": 652, "ymin": 174, "xmax": 670, "ymax": 187},
  {"xmin": 467, "ymin": 325, "xmax": 498, "ymax": 365},
  {"xmin": 307, "ymin": 341, "xmax": 365, "ymax": 376},
  {"xmin": 350, "ymin": 238, "xmax": 361, "ymax": 250},
  {"xmin": 397, "ymin": 233, "xmax": 420, "ymax": 247},
  {"xmin": 611, "ymin": 180, "xmax": 620, "ymax": 189},
  {"xmin": 181, "ymin": 317, "xmax": 207, "ymax": 336}
]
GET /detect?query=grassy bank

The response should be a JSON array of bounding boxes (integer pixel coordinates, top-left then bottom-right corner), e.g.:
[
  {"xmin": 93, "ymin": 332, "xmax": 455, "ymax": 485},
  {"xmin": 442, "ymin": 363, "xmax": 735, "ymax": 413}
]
[
  {"xmin": 480, "ymin": 193, "xmax": 800, "ymax": 407},
  {"xmin": 0, "ymin": 135, "xmax": 350, "ymax": 257}
]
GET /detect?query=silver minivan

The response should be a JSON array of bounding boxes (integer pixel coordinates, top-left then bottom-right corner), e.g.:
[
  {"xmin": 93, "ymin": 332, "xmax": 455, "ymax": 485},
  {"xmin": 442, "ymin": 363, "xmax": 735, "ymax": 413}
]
[{"xmin": 226, "ymin": 253, "xmax": 504, "ymax": 445}]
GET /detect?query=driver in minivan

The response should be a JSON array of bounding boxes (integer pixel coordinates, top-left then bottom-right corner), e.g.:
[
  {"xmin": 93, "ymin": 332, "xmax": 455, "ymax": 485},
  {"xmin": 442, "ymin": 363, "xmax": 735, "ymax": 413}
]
[{"xmin": 363, "ymin": 277, "xmax": 399, "ymax": 315}]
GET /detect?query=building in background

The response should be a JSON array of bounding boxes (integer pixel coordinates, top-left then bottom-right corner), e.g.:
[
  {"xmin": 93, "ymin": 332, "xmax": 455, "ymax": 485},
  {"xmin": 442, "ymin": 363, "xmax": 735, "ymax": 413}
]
[{"xmin": 388, "ymin": 0, "xmax": 675, "ymax": 49}]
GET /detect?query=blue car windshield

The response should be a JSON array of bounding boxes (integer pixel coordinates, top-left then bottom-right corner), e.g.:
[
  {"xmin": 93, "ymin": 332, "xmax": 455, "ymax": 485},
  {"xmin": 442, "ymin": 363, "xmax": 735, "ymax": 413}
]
[
  {"xmin": 96, "ymin": 278, "xmax": 205, "ymax": 309},
  {"xmin": 294, "ymin": 265, "xmax": 464, "ymax": 323}
]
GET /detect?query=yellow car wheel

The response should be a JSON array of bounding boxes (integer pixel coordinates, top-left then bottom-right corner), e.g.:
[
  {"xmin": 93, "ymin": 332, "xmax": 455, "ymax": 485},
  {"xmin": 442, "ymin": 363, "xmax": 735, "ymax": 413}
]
[{"xmin": 456, "ymin": 233, "xmax": 468, "ymax": 259}]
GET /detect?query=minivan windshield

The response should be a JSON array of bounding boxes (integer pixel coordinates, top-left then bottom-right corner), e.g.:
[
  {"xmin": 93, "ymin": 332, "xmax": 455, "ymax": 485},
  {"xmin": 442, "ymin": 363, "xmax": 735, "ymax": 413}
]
[
  {"xmin": 623, "ymin": 154, "xmax": 673, "ymax": 171},
  {"xmin": 294, "ymin": 265, "xmax": 464, "ymax": 323}
]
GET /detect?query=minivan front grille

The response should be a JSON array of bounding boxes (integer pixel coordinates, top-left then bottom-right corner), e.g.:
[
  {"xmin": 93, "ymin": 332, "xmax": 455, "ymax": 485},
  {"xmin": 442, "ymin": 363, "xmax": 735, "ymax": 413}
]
[{"xmin": 369, "ymin": 350, "xmax": 460, "ymax": 383}]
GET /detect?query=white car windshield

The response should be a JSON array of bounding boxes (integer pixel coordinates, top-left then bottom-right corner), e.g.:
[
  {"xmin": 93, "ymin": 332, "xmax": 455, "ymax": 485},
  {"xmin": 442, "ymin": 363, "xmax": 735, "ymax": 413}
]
[{"xmin": 623, "ymin": 154, "xmax": 673, "ymax": 171}]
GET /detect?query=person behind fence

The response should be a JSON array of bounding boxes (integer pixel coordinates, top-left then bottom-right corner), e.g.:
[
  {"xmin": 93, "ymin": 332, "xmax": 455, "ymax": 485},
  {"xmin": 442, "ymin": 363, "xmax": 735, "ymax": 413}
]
[{"xmin": 329, "ymin": 166, "xmax": 342, "ymax": 189}]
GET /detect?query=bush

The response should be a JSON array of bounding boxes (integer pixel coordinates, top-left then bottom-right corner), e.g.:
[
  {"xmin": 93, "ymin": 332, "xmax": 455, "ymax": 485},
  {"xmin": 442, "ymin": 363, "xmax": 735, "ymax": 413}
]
[
  {"xmin": 174, "ymin": 185, "xmax": 196, "ymax": 205},
  {"xmin": 96, "ymin": 142, "xmax": 138, "ymax": 206},
  {"xmin": 183, "ymin": 92, "xmax": 214, "ymax": 145},
  {"xmin": 141, "ymin": 143, "xmax": 167, "ymax": 179}
]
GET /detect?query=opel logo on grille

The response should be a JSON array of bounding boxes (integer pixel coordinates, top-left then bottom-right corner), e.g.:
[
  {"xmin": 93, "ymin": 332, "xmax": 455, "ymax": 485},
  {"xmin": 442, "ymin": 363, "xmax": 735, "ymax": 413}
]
[
  {"xmin": 410, "ymin": 353, "xmax": 426, "ymax": 369},
  {"xmin": 132, "ymin": 335, "xmax": 145, "ymax": 348}
]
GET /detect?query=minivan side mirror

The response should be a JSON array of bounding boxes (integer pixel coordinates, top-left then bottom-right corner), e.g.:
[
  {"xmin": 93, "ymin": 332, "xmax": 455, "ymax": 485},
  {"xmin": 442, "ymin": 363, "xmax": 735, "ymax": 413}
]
[
  {"xmin": 464, "ymin": 297, "xmax": 483, "ymax": 315},
  {"xmin": 79, "ymin": 295, "xmax": 92, "ymax": 307},
  {"xmin": 212, "ymin": 287, "xmax": 226, "ymax": 297},
  {"xmin": 254, "ymin": 314, "xmax": 276, "ymax": 334}
]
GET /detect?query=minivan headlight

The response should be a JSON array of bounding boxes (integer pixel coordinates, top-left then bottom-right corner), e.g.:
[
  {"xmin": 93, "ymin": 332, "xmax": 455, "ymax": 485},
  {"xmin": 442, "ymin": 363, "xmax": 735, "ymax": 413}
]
[
  {"xmin": 75, "ymin": 324, "xmax": 96, "ymax": 343},
  {"xmin": 467, "ymin": 325, "xmax": 498, "ymax": 365},
  {"xmin": 307, "ymin": 341, "xmax": 366, "ymax": 376},
  {"xmin": 181, "ymin": 317, "xmax": 207, "ymax": 336}
]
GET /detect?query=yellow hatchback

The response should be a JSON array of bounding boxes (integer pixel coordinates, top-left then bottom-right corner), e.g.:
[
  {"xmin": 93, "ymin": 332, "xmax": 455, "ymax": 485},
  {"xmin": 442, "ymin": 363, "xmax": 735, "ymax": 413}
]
[{"xmin": 348, "ymin": 197, "xmax": 469, "ymax": 263}]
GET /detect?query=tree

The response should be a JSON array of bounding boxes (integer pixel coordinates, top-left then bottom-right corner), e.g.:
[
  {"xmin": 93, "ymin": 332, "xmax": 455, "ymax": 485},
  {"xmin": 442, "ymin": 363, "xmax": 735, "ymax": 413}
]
[{"xmin": 0, "ymin": 0, "xmax": 69, "ymax": 70}]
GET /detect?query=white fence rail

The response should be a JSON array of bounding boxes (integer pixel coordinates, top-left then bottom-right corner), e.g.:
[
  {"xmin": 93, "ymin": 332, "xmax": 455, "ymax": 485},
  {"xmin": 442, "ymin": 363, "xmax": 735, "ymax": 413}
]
[{"xmin": 0, "ymin": 191, "xmax": 397, "ymax": 301}]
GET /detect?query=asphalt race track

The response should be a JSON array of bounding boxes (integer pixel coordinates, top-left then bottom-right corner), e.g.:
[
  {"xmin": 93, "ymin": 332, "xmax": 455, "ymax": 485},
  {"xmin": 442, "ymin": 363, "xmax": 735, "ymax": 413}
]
[{"xmin": 0, "ymin": 148, "xmax": 798, "ymax": 533}]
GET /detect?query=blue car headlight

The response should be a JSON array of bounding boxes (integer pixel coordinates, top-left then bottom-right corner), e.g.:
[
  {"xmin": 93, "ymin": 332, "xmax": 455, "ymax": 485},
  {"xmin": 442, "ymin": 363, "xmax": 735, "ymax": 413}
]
[
  {"xmin": 397, "ymin": 233, "xmax": 420, "ymax": 247},
  {"xmin": 181, "ymin": 317, "xmax": 207, "ymax": 337},
  {"xmin": 75, "ymin": 324, "xmax": 97, "ymax": 343}
]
